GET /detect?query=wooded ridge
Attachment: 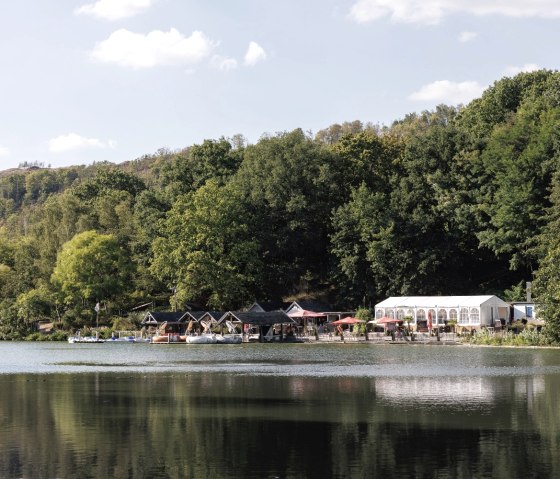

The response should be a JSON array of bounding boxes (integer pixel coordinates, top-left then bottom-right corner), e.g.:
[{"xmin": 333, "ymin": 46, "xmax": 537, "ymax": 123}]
[{"xmin": 1, "ymin": 70, "xmax": 560, "ymax": 340}]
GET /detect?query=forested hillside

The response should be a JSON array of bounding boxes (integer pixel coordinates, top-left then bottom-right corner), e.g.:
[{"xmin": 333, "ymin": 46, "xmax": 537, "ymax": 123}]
[{"xmin": 2, "ymin": 70, "xmax": 560, "ymax": 339}]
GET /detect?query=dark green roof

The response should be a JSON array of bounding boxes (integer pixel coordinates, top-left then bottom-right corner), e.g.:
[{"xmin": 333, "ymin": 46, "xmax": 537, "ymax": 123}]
[
  {"xmin": 223, "ymin": 311, "xmax": 295, "ymax": 326},
  {"xmin": 142, "ymin": 311, "xmax": 190, "ymax": 324}
]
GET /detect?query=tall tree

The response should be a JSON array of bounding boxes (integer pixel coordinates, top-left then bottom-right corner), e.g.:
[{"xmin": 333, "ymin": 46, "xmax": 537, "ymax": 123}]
[
  {"xmin": 232, "ymin": 129, "xmax": 339, "ymax": 297},
  {"xmin": 151, "ymin": 181, "xmax": 261, "ymax": 309},
  {"xmin": 51, "ymin": 230, "xmax": 131, "ymax": 306}
]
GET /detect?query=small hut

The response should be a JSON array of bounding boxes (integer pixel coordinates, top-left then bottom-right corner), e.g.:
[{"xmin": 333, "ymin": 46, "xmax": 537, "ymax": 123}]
[{"xmin": 220, "ymin": 311, "xmax": 296, "ymax": 342}]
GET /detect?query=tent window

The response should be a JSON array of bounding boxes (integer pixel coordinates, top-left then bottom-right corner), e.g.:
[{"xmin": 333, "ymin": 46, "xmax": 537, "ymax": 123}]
[
  {"xmin": 428, "ymin": 309, "xmax": 436, "ymax": 324},
  {"xmin": 449, "ymin": 309, "xmax": 457, "ymax": 322},
  {"xmin": 470, "ymin": 308, "xmax": 480, "ymax": 323},
  {"xmin": 459, "ymin": 308, "xmax": 469, "ymax": 324}
]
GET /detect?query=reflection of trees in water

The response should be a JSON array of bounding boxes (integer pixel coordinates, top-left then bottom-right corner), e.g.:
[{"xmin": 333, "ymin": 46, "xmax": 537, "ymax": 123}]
[{"xmin": 0, "ymin": 373, "xmax": 559, "ymax": 478}]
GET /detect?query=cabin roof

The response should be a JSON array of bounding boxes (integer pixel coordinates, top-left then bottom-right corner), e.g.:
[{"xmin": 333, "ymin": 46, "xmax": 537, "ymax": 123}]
[
  {"xmin": 142, "ymin": 311, "xmax": 190, "ymax": 325},
  {"xmin": 247, "ymin": 301, "xmax": 291, "ymax": 312},
  {"xmin": 184, "ymin": 311, "xmax": 206, "ymax": 321},
  {"xmin": 201, "ymin": 311, "xmax": 226, "ymax": 321},
  {"xmin": 223, "ymin": 311, "xmax": 295, "ymax": 326},
  {"xmin": 287, "ymin": 300, "xmax": 332, "ymax": 313}
]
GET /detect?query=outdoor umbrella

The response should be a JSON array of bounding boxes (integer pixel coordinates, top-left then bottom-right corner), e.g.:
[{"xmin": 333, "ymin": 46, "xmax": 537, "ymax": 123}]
[
  {"xmin": 375, "ymin": 317, "xmax": 400, "ymax": 324},
  {"xmin": 287, "ymin": 309, "xmax": 327, "ymax": 335},
  {"xmin": 287, "ymin": 309, "xmax": 327, "ymax": 318},
  {"xmin": 331, "ymin": 317, "xmax": 365, "ymax": 325}
]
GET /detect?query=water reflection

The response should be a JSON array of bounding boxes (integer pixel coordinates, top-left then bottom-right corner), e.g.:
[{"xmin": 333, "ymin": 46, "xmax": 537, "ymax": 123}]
[
  {"xmin": 1, "ymin": 344, "xmax": 560, "ymax": 478},
  {"xmin": 0, "ymin": 371, "xmax": 559, "ymax": 478}
]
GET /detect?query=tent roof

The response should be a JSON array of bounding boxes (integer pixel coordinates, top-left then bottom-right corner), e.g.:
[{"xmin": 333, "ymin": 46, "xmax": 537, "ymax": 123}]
[{"xmin": 375, "ymin": 296, "xmax": 510, "ymax": 309}]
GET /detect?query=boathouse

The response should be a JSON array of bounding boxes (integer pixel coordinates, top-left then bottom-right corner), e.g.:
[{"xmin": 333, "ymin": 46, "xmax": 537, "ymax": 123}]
[
  {"xmin": 375, "ymin": 296, "xmax": 510, "ymax": 331},
  {"xmin": 141, "ymin": 311, "xmax": 191, "ymax": 327},
  {"xmin": 246, "ymin": 301, "xmax": 291, "ymax": 313},
  {"xmin": 221, "ymin": 311, "xmax": 296, "ymax": 342}
]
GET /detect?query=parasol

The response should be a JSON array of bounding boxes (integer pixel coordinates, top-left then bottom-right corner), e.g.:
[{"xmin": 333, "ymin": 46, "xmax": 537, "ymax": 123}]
[{"xmin": 331, "ymin": 317, "xmax": 365, "ymax": 325}]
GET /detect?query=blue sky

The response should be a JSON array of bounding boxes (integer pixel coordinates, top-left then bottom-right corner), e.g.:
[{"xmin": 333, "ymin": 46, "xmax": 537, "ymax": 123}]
[{"xmin": 0, "ymin": 0, "xmax": 559, "ymax": 169}]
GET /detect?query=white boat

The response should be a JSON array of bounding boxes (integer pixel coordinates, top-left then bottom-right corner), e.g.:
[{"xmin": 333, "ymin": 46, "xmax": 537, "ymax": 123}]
[
  {"xmin": 106, "ymin": 336, "xmax": 150, "ymax": 343},
  {"xmin": 68, "ymin": 334, "xmax": 105, "ymax": 344},
  {"xmin": 106, "ymin": 332, "xmax": 150, "ymax": 343},
  {"xmin": 216, "ymin": 334, "xmax": 242, "ymax": 344},
  {"xmin": 186, "ymin": 334, "xmax": 217, "ymax": 344}
]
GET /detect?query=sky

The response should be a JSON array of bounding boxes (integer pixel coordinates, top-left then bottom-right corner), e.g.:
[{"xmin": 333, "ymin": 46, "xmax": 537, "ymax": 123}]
[{"xmin": 0, "ymin": 0, "xmax": 559, "ymax": 169}]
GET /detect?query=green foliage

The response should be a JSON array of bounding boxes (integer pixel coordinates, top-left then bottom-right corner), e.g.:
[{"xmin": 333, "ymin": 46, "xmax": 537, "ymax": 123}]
[
  {"xmin": 355, "ymin": 307, "xmax": 373, "ymax": 322},
  {"xmin": 232, "ymin": 129, "xmax": 338, "ymax": 296},
  {"xmin": 73, "ymin": 168, "xmax": 146, "ymax": 201},
  {"xmin": 160, "ymin": 138, "xmax": 242, "ymax": 198},
  {"xmin": 1, "ymin": 70, "xmax": 560, "ymax": 334},
  {"xmin": 16, "ymin": 286, "xmax": 54, "ymax": 323},
  {"xmin": 503, "ymin": 281, "xmax": 526, "ymax": 302},
  {"xmin": 151, "ymin": 181, "xmax": 262, "ymax": 309},
  {"xmin": 467, "ymin": 329, "xmax": 551, "ymax": 346},
  {"xmin": 51, "ymin": 230, "xmax": 132, "ymax": 305},
  {"xmin": 533, "ymin": 170, "xmax": 560, "ymax": 342}
]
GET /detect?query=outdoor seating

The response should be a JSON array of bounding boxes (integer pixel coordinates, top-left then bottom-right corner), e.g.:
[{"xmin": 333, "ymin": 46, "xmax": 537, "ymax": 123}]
[{"xmin": 368, "ymin": 332, "xmax": 385, "ymax": 342}]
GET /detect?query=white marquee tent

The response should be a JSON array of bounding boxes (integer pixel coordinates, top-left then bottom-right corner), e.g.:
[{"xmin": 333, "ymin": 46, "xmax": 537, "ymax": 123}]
[{"xmin": 374, "ymin": 296, "xmax": 510, "ymax": 329}]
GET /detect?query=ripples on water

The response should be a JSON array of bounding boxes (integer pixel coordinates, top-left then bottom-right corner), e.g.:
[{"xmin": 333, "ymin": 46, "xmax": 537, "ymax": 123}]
[{"xmin": 1, "ymin": 342, "xmax": 560, "ymax": 478}]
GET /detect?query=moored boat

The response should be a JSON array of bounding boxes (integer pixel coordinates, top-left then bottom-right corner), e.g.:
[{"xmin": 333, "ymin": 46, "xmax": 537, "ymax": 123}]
[
  {"xmin": 68, "ymin": 333, "xmax": 104, "ymax": 344},
  {"xmin": 215, "ymin": 334, "xmax": 242, "ymax": 344},
  {"xmin": 106, "ymin": 331, "xmax": 150, "ymax": 343},
  {"xmin": 186, "ymin": 334, "xmax": 217, "ymax": 344},
  {"xmin": 151, "ymin": 333, "xmax": 185, "ymax": 344}
]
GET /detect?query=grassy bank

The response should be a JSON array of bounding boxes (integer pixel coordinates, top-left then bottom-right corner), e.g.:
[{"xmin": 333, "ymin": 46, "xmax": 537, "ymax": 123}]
[{"xmin": 466, "ymin": 329, "xmax": 554, "ymax": 347}]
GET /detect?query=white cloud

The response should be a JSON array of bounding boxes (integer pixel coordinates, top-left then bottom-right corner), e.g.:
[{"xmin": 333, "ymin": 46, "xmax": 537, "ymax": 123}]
[
  {"xmin": 459, "ymin": 31, "xmax": 477, "ymax": 43},
  {"xmin": 75, "ymin": 0, "xmax": 154, "ymax": 21},
  {"xmin": 409, "ymin": 80, "xmax": 485, "ymax": 104},
  {"xmin": 0, "ymin": 145, "xmax": 9, "ymax": 157},
  {"xmin": 210, "ymin": 55, "xmax": 238, "ymax": 72},
  {"xmin": 503, "ymin": 63, "xmax": 540, "ymax": 76},
  {"xmin": 244, "ymin": 42, "xmax": 267, "ymax": 66},
  {"xmin": 49, "ymin": 133, "xmax": 115, "ymax": 153},
  {"xmin": 91, "ymin": 28, "xmax": 215, "ymax": 69},
  {"xmin": 348, "ymin": 0, "xmax": 560, "ymax": 25}
]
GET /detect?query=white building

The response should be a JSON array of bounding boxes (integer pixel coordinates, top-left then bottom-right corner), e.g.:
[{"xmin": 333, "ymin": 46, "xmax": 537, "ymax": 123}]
[
  {"xmin": 511, "ymin": 302, "xmax": 537, "ymax": 322},
  {"xmin": 375, "ymin": 296, "xmax": 510, "ymax": 330}
]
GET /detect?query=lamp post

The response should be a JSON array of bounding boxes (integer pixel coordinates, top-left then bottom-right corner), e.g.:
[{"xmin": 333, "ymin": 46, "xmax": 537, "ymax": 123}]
[
  {"xmin": 171, "ymin": 287, "xmax": 177, "ymax": 312},
  {"xmin": 94, "ymin": 301, "xmax": 100, "ymax": 329}
]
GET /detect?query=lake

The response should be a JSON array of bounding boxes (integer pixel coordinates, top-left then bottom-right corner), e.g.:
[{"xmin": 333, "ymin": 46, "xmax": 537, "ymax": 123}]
[{"xmin": 1, "ymin": 342, "xmax": 559, "ymax": 478}]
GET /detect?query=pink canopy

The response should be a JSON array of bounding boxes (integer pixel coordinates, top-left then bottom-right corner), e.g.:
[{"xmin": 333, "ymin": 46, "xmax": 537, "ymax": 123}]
[
  {"xmin": 331, "ymin": 317, "xmax": 365, "ymax": 325},
  {"xmin": 376, "ymin": 316, "xmax": 401, "ymax": 324},
  {"xmin": 287, "ymin": 309, "xmax": 327, "ymax": 318}
]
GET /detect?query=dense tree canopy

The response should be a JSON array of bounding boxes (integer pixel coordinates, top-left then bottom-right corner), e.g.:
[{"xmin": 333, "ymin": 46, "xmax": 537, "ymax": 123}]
[
  {"xmin": 151, "ymin": 181, "xmax": 261, "ymax": 309},
  {"xmin": 1, "ymin": 70, "xmax": 560, "ymax": 337},
  {"xmin": 51, "ymin": 230, "xmax": 131, "ymax": 305}
]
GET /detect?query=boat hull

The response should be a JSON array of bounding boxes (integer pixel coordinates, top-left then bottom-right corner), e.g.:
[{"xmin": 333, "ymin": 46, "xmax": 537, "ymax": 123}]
[
  {"xmin": 68, "ymin": 337, "xmax": 105, "ymax": 344},
  {"xmin": 216, "ymin": 334, "xmax": 242, "ymax": 344},
  {"xmin": 186, "ymin": 334, "xmax": 217, "ymax": 344}
]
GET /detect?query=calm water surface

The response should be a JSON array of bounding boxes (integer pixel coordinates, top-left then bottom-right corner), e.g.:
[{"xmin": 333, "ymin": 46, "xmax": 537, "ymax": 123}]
[{"xmin": 1, "ymin": 342, "xmax": 559, "ymax": 478}]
